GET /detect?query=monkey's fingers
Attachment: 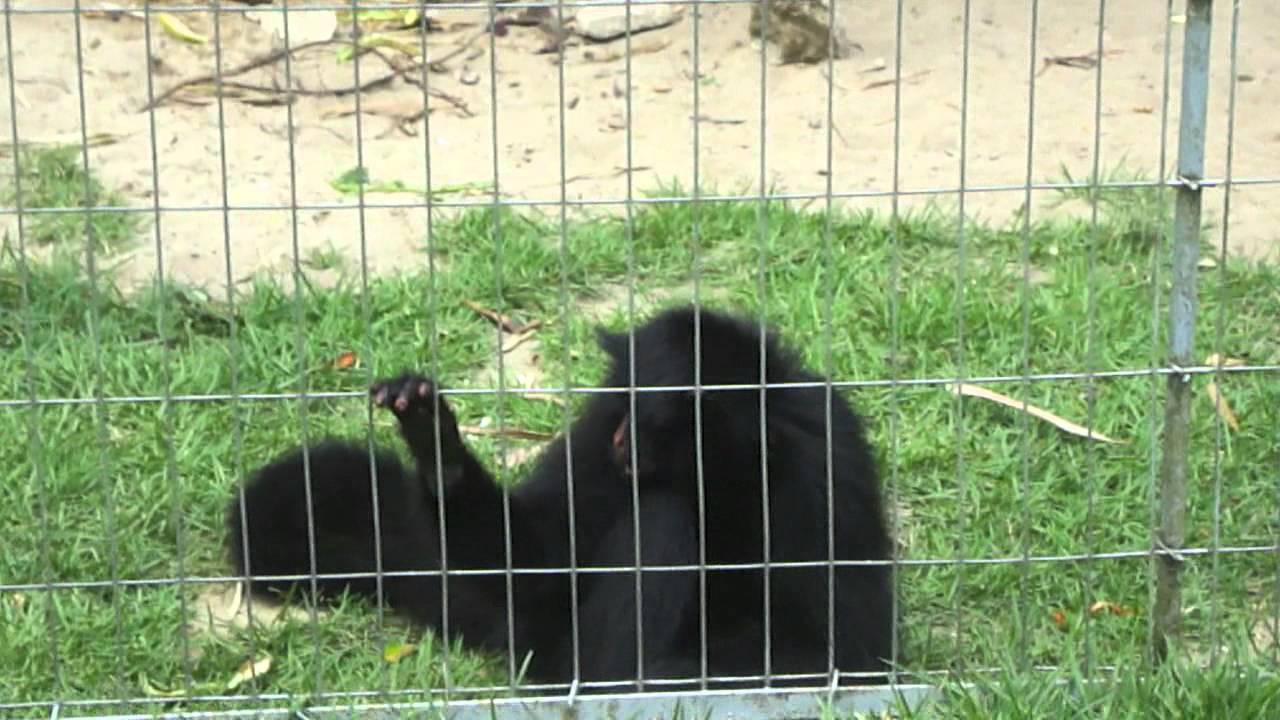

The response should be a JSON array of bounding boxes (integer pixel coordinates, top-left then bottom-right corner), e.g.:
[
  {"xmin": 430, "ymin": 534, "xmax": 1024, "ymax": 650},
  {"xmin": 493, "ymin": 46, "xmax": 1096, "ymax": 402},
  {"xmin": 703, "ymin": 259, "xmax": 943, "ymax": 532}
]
[{"xmin": 371, "ymin": 374, "xmax": 437, "ymax": 416}]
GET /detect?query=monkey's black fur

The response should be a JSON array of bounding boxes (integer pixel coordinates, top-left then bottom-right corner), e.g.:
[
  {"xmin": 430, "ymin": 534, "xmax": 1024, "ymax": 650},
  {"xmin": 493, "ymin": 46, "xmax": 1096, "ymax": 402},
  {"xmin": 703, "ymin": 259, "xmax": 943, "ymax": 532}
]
[{"xmin": 226, "ymin": 306, "xmax": 893, "ymax": 690}]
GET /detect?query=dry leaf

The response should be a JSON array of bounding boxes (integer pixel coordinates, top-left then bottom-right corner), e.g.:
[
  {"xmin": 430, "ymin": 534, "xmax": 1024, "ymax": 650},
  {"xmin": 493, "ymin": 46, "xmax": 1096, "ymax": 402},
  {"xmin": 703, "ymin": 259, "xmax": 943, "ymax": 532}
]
[
  {"xmin": 353, "ymin": 33, "xmax": 422, "ymax": 58},
  {"xmin": 1039, "ymin": 49, "xmax": 1124, "ymax": 75},
  {"xmin": 948, "ymin": 383, "xmax": 1127, "ymax": 444},
  {"xmin": 861, "ymin": 57, "xmax": 888, "ymax": 73},
  {"xmin": 460, "ymin": 425, "xmax": 555, "ymax": 442},
  {"xmin": 1088, "ymin": 600, "xmax": 1137, "ymax": 617},
  {"xmin": 863, "ymin": 70, "xmax": 930, "ymax": 91},
  {"xmin": 383, "ymin": 642, "xmax": 416, "ymax": 664},
  {"xmin": 1204, "ymin": 381, "xmax": 1240, "ymax": 431},
  {"xmin": 1132, "ymin": 106, "xmax": 1154, "ymax": 114},
  {"xmin": 334, "ymin": 351, "xmax": 358, "ymax": 370},
  {"xmin": 1204, "ymin": 353, "xmax": 1245, "ymax": 368},
  {"xmin": 157, "ymin": 12, "xmax": 207, "ymax": 44},
  {"xmin": 463, "ymin": 300, "xmax": 532, "ymax": 333},
  {"xmin": 226, "ymin": 655, "xmax": 272, "ymax": 691},
  {"xmin": 1051, "ymin": 609, "xmax": 1069, "ymax": 630},
  {"xmin": 8, "ymin": 592, "xmax": 27, "ymax": 611},
  {"xmin": 139, "ymin": 673, "xmax": 188, "ymax": 698}
]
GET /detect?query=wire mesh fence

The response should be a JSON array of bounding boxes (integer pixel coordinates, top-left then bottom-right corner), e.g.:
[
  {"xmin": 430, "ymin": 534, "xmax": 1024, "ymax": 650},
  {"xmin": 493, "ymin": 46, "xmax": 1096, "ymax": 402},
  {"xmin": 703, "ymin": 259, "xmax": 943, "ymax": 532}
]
[{"xmin": 2, "ymin": 0, "xmax": 1278, "ymax": 717}]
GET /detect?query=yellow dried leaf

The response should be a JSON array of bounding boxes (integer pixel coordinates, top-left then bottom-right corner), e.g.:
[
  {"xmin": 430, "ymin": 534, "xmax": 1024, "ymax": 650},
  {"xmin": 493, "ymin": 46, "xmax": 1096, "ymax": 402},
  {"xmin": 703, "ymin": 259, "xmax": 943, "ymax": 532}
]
[
  {"xmin": 139, "ymin": 673, "xmax": 188, "ymax": 698},
  {"xmin": 157, "ymin": 12, "xmax": 207, "ymax": 44},
  {"xmin": 1205, "ymin": 381, "xmax": 1240, "ymax": 431},
  {"xmin": 383, "ymin": 642, "xmax": 417, "ymax": 664},
  {"xmin": 1088, "ymin": 600, "xmax": 1137, "ymax": 617},
  {"xmin": 948, "ymin": 383, "xmax": 1127, "ymax": 444},
  {"xmin": 226, "ymin": 655, "xmax": 272, "ymax": 690},
  {"xmin": 1203, "ymin": 353, "xmax": 1245, "ymax": 368}
]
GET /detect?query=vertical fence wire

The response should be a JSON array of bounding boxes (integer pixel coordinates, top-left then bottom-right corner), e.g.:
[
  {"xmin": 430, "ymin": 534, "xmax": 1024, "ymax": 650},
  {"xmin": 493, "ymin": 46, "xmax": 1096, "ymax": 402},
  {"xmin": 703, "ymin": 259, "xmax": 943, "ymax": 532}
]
[
  {"xmin": 268, "ymin": 0, "xmax": 326, "ymax": 694},
  {"xmin": 1015, "ymin": 0, "xmax": 1040, "ymax": 671},
  {"xmin": 482, "ymin": 0, "xmax": 520, "ymax": 688},
  {"xmin": 215, "ymin": 0, "xmax": 267, "ymax": 696},
  {"xmin": 1208, "ymin": 0, "xmax": 1242, "ymax": 664},
  {"xmin": 951, "ymin": 0, "xmax": 972, "ymax": 662},
  {"xmin": 138, "ymin": 0, "xmax": 194, "ymax": 696},
  {"xmin": 819, "ymin": 0, "xmax": 838, "ymax": 683},
  {"xmin": 343, "ymin": 0, "xmax": 393, "ymax": 688},
  {"xmin": 2, "ymin": 0, "xmax": 63, "ymax": 696},
  {"xmin": 1146, "ymin": 0, "xmax": 1177, "ymax": 671},
  {"xmin": 689, "ymin": 0, "xmax": 710, "ymax": 689},
  {"xmin": 887, "ymin": 0, "xmax": 905, "ymax": 681},
  {"xmin": 552, "ymin": 0, "xmax": 585, "ymax": 689},
  {"xmin": 1080, "ymin": 0, "xmax": 1109, "ymax": 675},
  {"xmin": 69, "ymin": 0, "xmax": 129, "ymax": 702},
  {"xmin": 414, "ymin": 0, "xmax": 456, "ymax": 699},
  {"xmin": 755, "ymin": 0, "xmax": 773, "ymax": 685},
  {"xmin": 1155, "ymin": 0, "xmax": 1214, "ymax": 662},
  {"xmin": 216, "ymin": 0, "xmax": 266, "ymax": 696},
  {"xmin": 620, "ymin": 0, "xmax": 646, "ymax": 693}
]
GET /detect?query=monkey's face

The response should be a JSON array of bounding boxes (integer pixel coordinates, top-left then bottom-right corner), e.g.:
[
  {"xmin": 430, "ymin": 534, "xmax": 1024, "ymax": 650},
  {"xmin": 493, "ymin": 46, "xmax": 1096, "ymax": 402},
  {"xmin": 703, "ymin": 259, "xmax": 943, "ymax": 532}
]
[{"xmin": 608, "ymin": 390, "xmax": 699, "ymax": 486}]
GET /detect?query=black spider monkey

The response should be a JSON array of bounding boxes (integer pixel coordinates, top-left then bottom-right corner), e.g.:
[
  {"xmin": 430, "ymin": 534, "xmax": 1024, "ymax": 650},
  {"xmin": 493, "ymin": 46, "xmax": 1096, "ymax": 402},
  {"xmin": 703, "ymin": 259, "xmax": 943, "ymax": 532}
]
[{"xmin": 226, "ymin": 305, "xmax": 894, "ymax": 690}]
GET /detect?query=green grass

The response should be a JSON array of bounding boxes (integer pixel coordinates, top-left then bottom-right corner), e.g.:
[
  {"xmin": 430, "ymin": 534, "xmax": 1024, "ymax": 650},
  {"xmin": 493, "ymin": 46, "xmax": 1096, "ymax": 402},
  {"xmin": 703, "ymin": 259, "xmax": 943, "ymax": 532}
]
[
  {"xmin": 1, "ymin": 145, "xmax": 144, "ymax": 254},
  {"xmin": 1, "ymin": 153, "xmax": 1278, "ymax": 715},
  {"xmin": 894, "ymin": 657, "xmax": 1280, "ymax": 718}
]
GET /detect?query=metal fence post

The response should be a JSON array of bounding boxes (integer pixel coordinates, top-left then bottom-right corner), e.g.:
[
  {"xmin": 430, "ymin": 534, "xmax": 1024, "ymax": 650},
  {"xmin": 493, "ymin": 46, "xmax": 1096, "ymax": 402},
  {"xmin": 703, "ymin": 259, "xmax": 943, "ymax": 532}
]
[{"xmin": 1154, "ymin": 0, "xmax": 1213, "ymax": 662}]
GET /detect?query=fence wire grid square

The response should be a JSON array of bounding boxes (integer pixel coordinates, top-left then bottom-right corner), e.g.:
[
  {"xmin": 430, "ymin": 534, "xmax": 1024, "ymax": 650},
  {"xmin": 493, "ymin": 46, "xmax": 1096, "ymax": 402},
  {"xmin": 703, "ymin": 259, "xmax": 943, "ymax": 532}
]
[{"xmin": 2, "ymin": 0, "xmax": 1278, "ymax": 718}]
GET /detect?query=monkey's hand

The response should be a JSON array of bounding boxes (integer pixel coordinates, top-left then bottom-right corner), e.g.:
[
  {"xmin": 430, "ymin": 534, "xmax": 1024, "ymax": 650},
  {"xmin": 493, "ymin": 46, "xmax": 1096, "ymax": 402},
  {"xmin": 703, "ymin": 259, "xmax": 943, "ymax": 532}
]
[{"xmin": 371, "ymin": 373, "xmax": 468, "ymax": 493}]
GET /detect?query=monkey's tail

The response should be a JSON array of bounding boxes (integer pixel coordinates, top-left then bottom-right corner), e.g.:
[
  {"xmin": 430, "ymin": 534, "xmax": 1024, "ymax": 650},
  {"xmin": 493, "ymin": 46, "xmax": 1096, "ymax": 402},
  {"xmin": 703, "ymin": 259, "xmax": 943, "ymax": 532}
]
[{"xmin": 225, "ymin": 440, "xmax": 441, "ymax": 618}]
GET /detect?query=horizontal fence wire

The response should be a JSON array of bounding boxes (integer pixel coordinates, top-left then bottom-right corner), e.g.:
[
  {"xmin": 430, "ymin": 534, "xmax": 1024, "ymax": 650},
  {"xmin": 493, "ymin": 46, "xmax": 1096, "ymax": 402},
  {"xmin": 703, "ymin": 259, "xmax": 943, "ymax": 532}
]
[
  {"xmin": 3, "ymin": 544, "xmax": 1276, "ymax": 594},
  {"xmin": 1, "ymin": 364, "xmax": 1276, "ymax": 409},
  {"xmin": 3, "ymin": 177, "xmax": 1280, "ymax": 217}
]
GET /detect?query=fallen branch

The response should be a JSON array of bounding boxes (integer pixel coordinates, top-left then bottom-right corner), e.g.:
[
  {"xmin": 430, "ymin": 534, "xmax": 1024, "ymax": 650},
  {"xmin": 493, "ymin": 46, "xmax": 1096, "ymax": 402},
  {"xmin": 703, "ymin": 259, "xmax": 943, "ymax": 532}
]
[
  {"xmin": 139, "ymin": 38, "xmax": 341, "ymax": 111},
  {"xmin": 142, "ymin": 35, "xmax": 474, "ymax": 119}
]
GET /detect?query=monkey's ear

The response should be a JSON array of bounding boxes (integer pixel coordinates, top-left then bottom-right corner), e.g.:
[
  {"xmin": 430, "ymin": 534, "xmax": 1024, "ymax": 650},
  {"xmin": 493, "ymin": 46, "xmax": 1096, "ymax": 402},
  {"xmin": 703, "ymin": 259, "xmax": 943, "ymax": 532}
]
[{"xmin": 594, "ymin": 327, "xmax": 629, "ymax": 360}]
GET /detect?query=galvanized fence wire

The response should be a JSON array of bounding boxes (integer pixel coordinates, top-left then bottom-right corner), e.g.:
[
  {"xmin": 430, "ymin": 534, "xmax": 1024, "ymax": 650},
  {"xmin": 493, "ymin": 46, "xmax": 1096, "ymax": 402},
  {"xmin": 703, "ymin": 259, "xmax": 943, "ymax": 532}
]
[
  {"xmin": 1206, "ymin": 0, "xmax": 1241, "ymax": 665},
  {"xmin": 1145, "ymin": 0, "xmax": 1178, "ymax": 672},
  {"xmin": 2, "ymin": 0, "xmax": 1278, "ymax": 716}
]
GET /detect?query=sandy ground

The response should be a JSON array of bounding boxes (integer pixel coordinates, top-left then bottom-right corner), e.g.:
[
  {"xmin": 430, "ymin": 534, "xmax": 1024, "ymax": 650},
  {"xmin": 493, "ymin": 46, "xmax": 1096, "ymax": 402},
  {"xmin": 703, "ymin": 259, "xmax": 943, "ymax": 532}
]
[{"xmin": 2, "ymin": 0, "xmax": 1277, "ymax": 292}]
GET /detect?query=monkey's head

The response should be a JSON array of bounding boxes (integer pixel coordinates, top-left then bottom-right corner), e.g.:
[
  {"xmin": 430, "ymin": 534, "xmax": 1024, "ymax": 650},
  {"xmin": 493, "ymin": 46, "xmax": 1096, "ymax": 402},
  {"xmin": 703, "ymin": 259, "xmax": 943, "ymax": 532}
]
[{"xmin": 595, "ymin": 306, "xmax": 777, "ymax": 489}]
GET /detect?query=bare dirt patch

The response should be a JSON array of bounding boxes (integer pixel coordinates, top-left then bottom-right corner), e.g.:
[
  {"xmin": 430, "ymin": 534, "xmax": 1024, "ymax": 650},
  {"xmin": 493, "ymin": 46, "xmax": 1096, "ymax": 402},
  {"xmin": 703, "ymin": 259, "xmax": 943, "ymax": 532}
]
[{"xmin": 3, "ymin": 0, "xmax": 1277, "ymax": 293}]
